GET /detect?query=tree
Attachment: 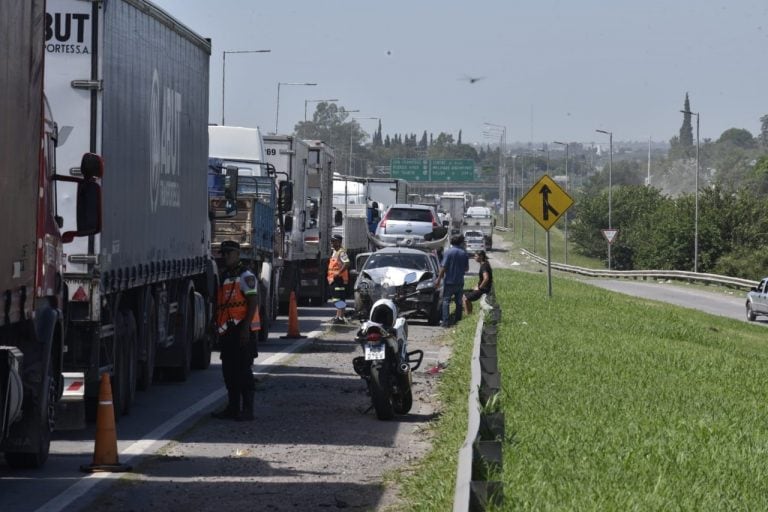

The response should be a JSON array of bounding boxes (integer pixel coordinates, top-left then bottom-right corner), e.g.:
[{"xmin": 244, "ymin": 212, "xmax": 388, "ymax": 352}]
[
  {"xmin": 679, "ymin": 93, "xmax": 694, "ymax": 152},
  {"xmin": 717, "ymin": 128, "xmax": 755, "ymax": 149},
  {"xmin": 457, "ymin": 130, "xmax": 462, "ymax": 145},
  {"xmin": 419, "ymin": 131, "xmax": 427, "ymax": 149},
  {"xmin": 761, "ymin": 114, "xmax": 768, "ymax": 148}
]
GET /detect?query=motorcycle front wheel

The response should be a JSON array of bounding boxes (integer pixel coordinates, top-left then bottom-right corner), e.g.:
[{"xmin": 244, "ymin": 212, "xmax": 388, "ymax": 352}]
[{"xmin": 369, "ymin": 365, "xmax": 395, "ymax": 420}]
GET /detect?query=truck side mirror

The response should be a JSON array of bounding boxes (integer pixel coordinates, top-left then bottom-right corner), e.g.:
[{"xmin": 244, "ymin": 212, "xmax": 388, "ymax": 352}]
[
  {"xmin": 279, "ymin": 181, "xmax": 293, "ymax": 213},
  {"xmin": 334, "ymin": 210, "xmax": 343, "ymax": 227},
  {"xmin": 284, "ymin": 214, "xmax": 293, "ymax": 233},
  {"xmin": 62, "ymin": 153, "xmax": 103, "ymax": 243}
]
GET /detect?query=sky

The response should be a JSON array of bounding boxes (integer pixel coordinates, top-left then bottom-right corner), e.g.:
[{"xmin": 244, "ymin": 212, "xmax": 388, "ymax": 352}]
[{"xmin": 151, "ymin": 0, "xmax": 768, "ymax": 147}]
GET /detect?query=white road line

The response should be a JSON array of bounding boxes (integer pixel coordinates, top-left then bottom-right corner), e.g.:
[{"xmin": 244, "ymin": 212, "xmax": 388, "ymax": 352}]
[{"xmin": 34, "ymin": 331, "xmax": 322, "ymax": 512}]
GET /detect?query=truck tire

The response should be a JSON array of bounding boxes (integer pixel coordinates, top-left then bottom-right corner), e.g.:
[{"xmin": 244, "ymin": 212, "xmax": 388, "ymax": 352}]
[
  {"xmin": 137, "ymin": 292, "xmax": 157, "ymax": 390},
  {"xmin": 167, "ymin": 286, "xmax": 193, "ymax": 381},
  {"xmin": 122, "ymin": 311, "xmax": 138, "ymax": 414},
  {"xmin": 4, "ymin": 357, "xmax": 55, "ymax": 468}
]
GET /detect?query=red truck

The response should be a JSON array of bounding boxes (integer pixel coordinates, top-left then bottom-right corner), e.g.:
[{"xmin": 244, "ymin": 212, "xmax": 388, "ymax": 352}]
[{"xmin": 0, "ymin": 0, "xmax": 100, "ymax": 468}]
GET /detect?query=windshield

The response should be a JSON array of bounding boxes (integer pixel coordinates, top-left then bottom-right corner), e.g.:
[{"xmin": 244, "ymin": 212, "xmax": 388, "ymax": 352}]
[{"xmin": 365, "ymin": 253, "xmax": 429, "ymax": 271}]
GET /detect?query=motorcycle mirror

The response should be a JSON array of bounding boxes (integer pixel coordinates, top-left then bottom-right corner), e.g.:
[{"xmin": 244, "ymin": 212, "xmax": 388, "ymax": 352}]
[{"xmin": 403, "ymin": 272, "xmax": 418, "ymax": 285}]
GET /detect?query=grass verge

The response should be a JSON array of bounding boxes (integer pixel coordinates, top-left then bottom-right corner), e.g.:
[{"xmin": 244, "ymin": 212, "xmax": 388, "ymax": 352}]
[{"xmin": 401, "ymin": 268, "xmax": 768, "ymax": 510}]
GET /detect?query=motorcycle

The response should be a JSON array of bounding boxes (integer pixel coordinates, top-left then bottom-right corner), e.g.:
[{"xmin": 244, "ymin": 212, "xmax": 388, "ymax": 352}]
[{"xmin": 352, "ymin": 273, "xmax": 424, "ymax": 420}]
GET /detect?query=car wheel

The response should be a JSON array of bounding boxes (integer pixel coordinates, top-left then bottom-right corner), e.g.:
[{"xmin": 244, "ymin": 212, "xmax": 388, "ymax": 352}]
[{"xmin": 747, "ymin": 303, "xmax": 757, "ymax": 321}]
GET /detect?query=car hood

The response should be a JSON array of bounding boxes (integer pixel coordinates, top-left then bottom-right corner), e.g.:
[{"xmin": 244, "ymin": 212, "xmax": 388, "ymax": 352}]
[{"xmin": 360, "ymin": 267, "xmax": 429, "ymax": 287}]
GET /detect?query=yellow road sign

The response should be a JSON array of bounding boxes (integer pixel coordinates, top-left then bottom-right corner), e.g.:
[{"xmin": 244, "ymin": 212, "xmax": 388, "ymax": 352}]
[{"xmin": 519, "ymin": 174, "xmax": 574, "ymax": 230}]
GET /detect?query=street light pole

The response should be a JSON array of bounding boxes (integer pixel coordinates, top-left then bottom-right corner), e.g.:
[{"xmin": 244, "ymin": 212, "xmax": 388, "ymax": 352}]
[
  {"xmin": 274, "ymin": 82, "xmax": 317, "ymax": 134},
  {"xmin": 484, "ymin": 123, "xmax": 507, "ymax": 227},
  {"xmin": 680, "ymin": 109, "xmax": 700, "ymax": 272},
  {"xmin": 304, "ymin": 98, "xmax": 339, "ymax": 122},
  {"xmin": 349, "ymin": 117, "xmax": 380, "ymax": 176},
  {"xmin": 553, "ymin": 141, "xmax": 569, "ymax": 264},
  {"xmin": 596, "ymin": 129, "xmax": 613, "ymax": 270},
  {"xmin": 221, "ymin": 49, "xmax": 271, "ymax": 125}
]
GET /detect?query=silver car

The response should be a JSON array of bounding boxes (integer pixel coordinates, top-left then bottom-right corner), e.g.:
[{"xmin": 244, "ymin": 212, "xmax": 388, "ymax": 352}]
[
  {"xmin": 464, "ymin": 230, "xmax": 486, "ymax": 254},
  {"xmin": 374, "ymin": 204, "xmax": 440, "ymax": 245},
  {"xmin": 746, "ymin": 277, "xmax": 768, "ymax": 321}
]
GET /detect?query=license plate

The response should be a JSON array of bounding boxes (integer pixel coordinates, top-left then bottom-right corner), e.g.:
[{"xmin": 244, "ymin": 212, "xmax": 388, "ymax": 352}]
[{"xmin": 364, "ymin": 343, "xmax": 386, "ymax": 361}]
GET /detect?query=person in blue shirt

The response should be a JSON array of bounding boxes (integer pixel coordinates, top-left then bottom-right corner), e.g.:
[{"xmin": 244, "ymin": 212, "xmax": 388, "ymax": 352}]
[
  {"xmin": 366, "ymin": 201, "xmax": 380, "ymax": 234},
  {"xmin": 435, "ymin": 235, "xmax": 469, "ymax": 327}
]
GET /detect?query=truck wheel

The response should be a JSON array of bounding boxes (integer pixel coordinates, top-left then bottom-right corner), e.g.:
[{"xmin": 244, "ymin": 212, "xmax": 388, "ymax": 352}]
[
  {"xmin": 111, "ymin": 311, "xmax": 127, "ymax": 421},
  {"xmin": 4, "ymin": 358, "xmax": 55, "ymax": 468},
  {"xmin": 747, "ymin": 303, "xmax": 757, "ymax": 321},
  {"xmin": 192, "ymin": 294, "xmax": 212, "ymax": 371},
  {"xmin": 122, "ymin": 311, "xmax": 138, "ymax": 415},
  {"xmin": 137, "ymin": 293, "xmax": 157, "ymax": 390},
  {"xmin": 168, "ymin": 287, "xmax": 193, "ymax": 381}
]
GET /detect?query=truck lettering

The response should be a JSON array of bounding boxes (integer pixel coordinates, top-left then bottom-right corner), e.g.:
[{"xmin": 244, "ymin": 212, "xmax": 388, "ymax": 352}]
[
  {"xmin": 150, "ymin": 70, "xmax": 182, "ymax": 212},
  {"xmin": 44, "ymin": 12, "xmax": 90, "ymax": 54}
]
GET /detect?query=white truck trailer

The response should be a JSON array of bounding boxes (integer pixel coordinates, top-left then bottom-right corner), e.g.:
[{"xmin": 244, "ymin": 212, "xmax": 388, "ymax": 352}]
[{"xmin": 46, "ymin": 0, "xmax": 217, "ymax": 420}]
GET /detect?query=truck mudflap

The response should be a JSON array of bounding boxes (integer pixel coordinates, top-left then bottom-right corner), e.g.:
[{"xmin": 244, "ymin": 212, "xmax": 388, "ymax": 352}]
[{"xmin": 55, "ymin": 372, "xmax": 85, "ymax": 430}]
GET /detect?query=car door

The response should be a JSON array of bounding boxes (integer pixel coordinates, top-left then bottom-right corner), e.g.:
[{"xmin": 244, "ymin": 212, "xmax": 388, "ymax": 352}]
[{"xmin": 758, "ymin": 279, "xmax": 768, "ymax": 314}]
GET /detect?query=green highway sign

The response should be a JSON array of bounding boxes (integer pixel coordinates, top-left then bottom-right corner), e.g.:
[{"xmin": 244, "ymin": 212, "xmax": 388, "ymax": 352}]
[
  {"xmin": 429, "ymin": 159, "xmax": 475, "ymax": 181},
  {"xmin": 390, "ymin": 158, "xmax": 429, "ymax": 181},
  {"xmin": 389, "ymin": 158, "xmax": 476, "ymax": 182}
]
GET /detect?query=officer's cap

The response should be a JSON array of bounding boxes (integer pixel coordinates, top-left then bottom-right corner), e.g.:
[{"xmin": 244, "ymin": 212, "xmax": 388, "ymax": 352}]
[
  {"xmin": 221, "ymin": 240, "xmax": 241, "ymax": 252},
  {"xmin": 331, "ymin": 234, "xmax": 343, "ymax": 242}
]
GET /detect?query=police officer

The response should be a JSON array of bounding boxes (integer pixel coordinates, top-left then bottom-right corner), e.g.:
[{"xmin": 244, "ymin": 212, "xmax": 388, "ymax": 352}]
[
  {"xmin": 327, "ymin": 234, "xmax": 350, "ymax": 324},
  {"xmin": 211, "ymin": 240, "xmax": 260, "ymax": 421}
]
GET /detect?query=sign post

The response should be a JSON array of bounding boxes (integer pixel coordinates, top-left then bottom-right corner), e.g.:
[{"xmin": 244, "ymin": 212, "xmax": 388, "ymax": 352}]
[{"xmin": 519, "ymin": 175, "xmax": 574, "ymax": 297}]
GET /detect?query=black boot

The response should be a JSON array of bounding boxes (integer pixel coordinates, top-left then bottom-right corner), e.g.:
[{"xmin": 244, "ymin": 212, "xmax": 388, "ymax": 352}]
[{"xmin": 211, "ymin": 390, "xmax": 240, "ymax": 419}]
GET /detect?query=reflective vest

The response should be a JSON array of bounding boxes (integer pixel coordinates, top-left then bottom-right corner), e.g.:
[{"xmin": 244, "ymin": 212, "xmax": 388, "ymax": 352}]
[
  {"xmin": 216, "ymin": 273, "xmax": 261, "ymax": 333},
  {"xmin": 327, "ymin": 249, "xmax": 349, "ymax": 285}
]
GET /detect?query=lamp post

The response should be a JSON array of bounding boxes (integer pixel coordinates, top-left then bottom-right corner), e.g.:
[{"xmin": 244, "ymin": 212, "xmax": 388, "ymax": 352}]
[
  {"xmin": 221, "ymin": 49, "xmax": 271, "ymax": 125},
  {"xmin": 680, "ymin": 109, "xmax": 700, "ymax": 273},
  {"xmin": 304, "ymin": 98, "xmax": 339, "ymax": 122},
  {"xmin": 274, "ymin": 82, "xmax": 317, "ymax": 133},
  {"xmin": 484, "ymin": 123, "xmax": 507, "ymax": 228},
  {"xmin": 349, "ymin": 117, "xmax": 380, "ymax": 176},
  {"xmin": 596, "ymin": 129, "xmax": 613, "ymax": 270},
  {"xmin": 553, "ymin": 141, "xmax": 569, "ymax": 264}
]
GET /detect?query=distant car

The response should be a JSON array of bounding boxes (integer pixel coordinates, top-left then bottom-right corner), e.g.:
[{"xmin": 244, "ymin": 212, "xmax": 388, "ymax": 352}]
[
  {"xmin": 374, "ymin": 203, "xmax": 440, "ymax": 246},
  {"xmin": 746, "ymin": 277, "xmax": 768, "ymax": 321},
  {"xmin": 353, "ymin": 247, "xmax": 442, "ymax": 325},
  {"xmin": 464, "ymin": 230, "xmax": 485, "ymax": 254}
]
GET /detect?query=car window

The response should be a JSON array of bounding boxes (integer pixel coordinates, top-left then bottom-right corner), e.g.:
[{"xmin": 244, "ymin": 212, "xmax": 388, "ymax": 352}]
[
  {"xmin": 365, "ymin": 253, "xmax": 428, "ymax": 270},
  {"xmin": 762, "ymin": 279, "xmax": 768, "ymax": 293},
  {"xmin": 387, "ymin": 208, "xmax": 433, "ymax": 223}
]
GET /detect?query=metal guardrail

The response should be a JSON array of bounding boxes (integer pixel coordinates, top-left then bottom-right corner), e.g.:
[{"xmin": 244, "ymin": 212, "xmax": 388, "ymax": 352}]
[{"xmin": 519, "ymin": 249, "xmax": 760, "ymax": 290}]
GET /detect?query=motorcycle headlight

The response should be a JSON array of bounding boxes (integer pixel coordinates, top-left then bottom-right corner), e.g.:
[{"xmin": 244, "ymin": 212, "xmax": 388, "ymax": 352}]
[{"xmin": 358, "ymin": 279, "xmax": 372, "ymax": 291}]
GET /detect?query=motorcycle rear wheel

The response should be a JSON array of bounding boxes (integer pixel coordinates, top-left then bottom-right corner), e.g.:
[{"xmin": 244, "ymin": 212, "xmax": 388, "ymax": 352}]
[{"xmin": 369, "ymin": 365, "xmax": 395, "ymax": 420}]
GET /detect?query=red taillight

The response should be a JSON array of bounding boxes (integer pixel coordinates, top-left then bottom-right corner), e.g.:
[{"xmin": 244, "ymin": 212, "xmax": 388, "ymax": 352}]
[
  {"xmin": 431, "ymin": 212, "xmax": 439, "ymax": 227},
  {"xmin": 378, "ymin": 211, "xmax": 389, "ymax": 230},
  {"xmin": 366, "ymin": 331, "xmax": 382, "ymax": 342}
]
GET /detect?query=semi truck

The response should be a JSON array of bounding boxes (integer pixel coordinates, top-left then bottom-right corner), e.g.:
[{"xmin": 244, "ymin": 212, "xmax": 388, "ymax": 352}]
[
  {"xmin": 207, "ymin": 125, "xmax": 283, "ymax": 342},
  {"xmin": 45, "ymin": 0, "xmax": 216, "ymax": 420},
  {"xmin": 0, "ymin": 0, "xmax": 99, "ymax": 468},
  {"xmin": 440, "ymin": 191, "xmax": 469, "ymax": 235},
  {"xmin": 264, "ymin": 136, "xmax": 335, "ymax": 309},
  {"xmin": 365, "ymin": 178, "xmax": 409, "ymax": 214},
  {"xmin": 332, "ymin": 176, "xmax": 371, "ymax": 275},
  {"xmin": 463, "ymin": 206, "xmax": 495, "ymax": 249}
]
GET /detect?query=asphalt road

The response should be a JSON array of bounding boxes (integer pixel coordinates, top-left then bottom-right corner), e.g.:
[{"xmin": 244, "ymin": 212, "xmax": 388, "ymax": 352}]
[{"xmin": 0, "ymin": 308, "xmax": 337, "ymax": 512}]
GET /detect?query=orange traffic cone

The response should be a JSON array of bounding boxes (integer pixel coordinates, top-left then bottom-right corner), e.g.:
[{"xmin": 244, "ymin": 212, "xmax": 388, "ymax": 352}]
[
  {"xmin": 280, "ymin": 291, "xmax": 305, "ymax": 339},
  {"xmin": 80, "ymin": 373, "xmax": 132, "ymax": 473}
]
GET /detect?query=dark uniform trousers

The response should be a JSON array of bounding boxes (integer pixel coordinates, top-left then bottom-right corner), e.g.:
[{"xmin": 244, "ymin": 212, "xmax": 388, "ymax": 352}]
[{"xmin": 220, "ymin": 323, "xmax": 257, "ymax": 414}]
